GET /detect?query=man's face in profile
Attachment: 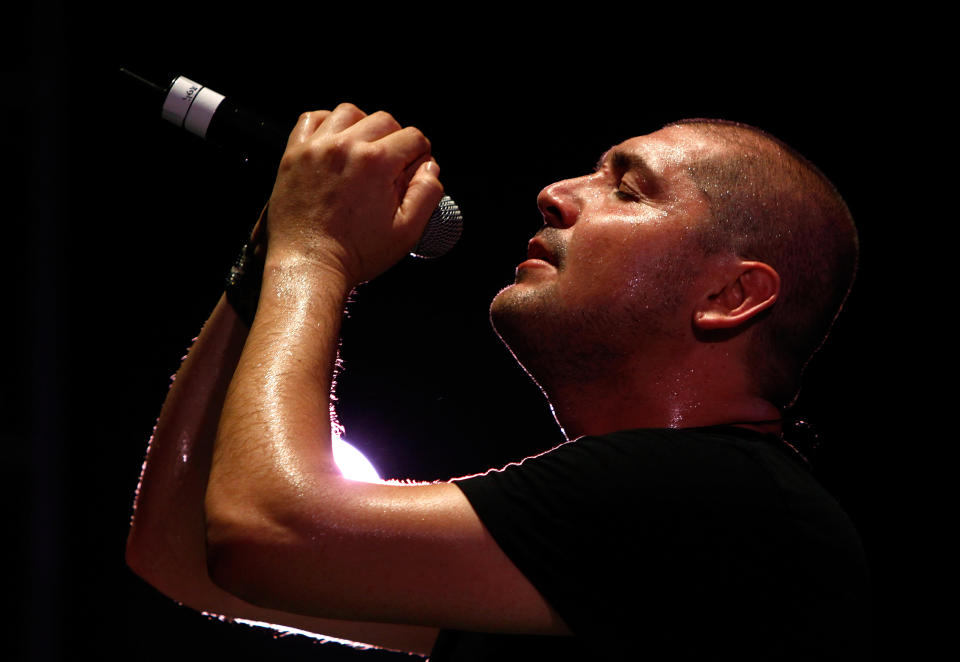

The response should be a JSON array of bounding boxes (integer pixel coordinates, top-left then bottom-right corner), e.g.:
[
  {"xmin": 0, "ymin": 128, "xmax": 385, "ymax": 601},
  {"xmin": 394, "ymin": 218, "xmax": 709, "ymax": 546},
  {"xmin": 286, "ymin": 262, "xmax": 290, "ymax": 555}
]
[{"xmin": 490, "ymin": 125, "xmax": 718, "ymax": 370}]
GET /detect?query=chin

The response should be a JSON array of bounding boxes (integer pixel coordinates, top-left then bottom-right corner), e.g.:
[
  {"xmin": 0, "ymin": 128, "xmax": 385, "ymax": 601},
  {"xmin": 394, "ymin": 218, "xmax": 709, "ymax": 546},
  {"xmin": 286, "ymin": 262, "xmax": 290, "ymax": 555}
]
[
  {"xmin": 489, "ymin": 283, "xmax": 554, "ymax": 373},
  {"xmin": 489, "ymin": 284, "xmax": 521, "ymax": 341},
  {"xmin": 490, "ymin": 281, "xmax": 540, "ymax": 334}
]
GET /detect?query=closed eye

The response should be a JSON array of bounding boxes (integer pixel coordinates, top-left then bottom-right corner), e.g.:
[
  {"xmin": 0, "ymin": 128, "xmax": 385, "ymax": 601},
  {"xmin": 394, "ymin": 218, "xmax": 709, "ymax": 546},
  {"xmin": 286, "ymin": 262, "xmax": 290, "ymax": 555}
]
[
  {"xmin": 614, "ymin": 183, "xmax": 641, "ymax": 202},
  {"xmin": 601, "ymin": 148, "xmax": 662, "ymax": 200}
]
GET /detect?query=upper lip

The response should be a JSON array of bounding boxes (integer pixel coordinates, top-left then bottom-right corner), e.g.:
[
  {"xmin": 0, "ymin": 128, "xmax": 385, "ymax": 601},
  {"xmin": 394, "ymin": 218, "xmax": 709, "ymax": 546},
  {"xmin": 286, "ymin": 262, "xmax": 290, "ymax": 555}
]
[{"xmin": 526, "ymin": 237, "xmax": 556, "ymax": 265}]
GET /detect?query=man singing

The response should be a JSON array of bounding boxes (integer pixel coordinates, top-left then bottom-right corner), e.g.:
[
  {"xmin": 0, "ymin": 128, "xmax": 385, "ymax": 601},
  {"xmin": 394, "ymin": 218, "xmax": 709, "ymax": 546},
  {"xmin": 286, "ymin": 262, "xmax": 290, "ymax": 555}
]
[{"xmin": 127, "ymin": 104, "xmax": 869, "ymax": 660}]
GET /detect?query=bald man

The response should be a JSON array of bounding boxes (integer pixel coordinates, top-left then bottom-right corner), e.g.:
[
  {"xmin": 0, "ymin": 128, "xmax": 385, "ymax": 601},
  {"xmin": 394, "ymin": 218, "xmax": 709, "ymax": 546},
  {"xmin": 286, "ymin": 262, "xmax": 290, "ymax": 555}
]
[{"xmin": 127, "ymin": 106, "xmax": 869, "ymax": 661}]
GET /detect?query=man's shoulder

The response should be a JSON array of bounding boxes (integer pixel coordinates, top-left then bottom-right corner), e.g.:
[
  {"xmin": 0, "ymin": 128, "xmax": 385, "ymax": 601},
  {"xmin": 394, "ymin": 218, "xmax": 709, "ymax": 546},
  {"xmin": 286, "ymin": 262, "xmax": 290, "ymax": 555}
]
[
  {"xmin": 554, "ymin": 425, "xmax": 800, "ymax": 479},
  {"xmin": 459, "ymin": 424, "xmax": 842, "ymax": 531}
]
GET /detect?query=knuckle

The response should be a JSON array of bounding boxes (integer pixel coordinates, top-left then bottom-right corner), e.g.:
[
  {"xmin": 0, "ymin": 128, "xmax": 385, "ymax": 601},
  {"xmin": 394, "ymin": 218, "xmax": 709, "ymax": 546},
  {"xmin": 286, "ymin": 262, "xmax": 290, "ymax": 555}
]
[
  {"xmin": 405, "ymin": 126, "xmax": 430, "ymax": 151},
  {"xmin": 334, "ymin": 102, "xmax": 365, "ymax": 119},
  {"xmin": 324, "ymin": 136, "xmax": 352, "ymax": 162},
  {"xmin": 358, "ymin": 141, "xmax": 387, "ymax": 165},
  {"xmin": 371, "ymin": 110, "xmax": 400, "ymax": 129}
]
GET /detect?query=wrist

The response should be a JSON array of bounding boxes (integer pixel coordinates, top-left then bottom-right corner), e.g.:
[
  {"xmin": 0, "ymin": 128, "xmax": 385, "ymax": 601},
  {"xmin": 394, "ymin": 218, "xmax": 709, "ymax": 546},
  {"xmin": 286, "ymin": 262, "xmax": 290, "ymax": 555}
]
[
  {"xmin": 260, "ymin": 250, "xmax": 355, "ymax": 306},
  {"xmin": 263, "ymin": 239, "xmax": 359, "ymax": 291}
]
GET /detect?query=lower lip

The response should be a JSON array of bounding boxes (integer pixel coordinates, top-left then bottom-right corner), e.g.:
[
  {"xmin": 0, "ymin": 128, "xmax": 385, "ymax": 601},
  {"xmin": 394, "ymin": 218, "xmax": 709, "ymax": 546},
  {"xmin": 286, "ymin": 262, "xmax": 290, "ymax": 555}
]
[
  {"xmin": 517, "ymin": 258, "xmax": 554, "ymax": 270},
  {"xmin": 515, "ymin": 259, "xmax": 555, "ymax": 279}
]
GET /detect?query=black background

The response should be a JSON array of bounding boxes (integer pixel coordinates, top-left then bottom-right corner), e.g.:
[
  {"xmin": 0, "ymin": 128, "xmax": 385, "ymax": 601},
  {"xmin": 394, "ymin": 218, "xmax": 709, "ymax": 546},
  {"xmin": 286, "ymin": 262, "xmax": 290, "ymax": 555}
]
[{"xmin": 8, "ymin": 3, "xmax": 933, "ymax": 660}]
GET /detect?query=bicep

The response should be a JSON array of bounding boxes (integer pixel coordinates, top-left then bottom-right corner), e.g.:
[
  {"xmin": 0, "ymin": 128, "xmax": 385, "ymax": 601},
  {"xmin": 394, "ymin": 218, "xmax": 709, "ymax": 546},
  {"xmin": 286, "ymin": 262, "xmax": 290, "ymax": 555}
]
[{"xmin": 206, "ymin": 479, "xmax": 570, "ymax": 636}]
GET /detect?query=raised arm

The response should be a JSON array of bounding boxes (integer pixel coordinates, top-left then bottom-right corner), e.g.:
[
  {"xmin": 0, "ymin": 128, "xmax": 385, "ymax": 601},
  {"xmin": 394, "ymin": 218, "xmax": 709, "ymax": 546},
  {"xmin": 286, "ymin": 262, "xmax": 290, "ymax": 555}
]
[
  {"xmin": 203, "ymin": 105, "xmax": 569, "ymax": 635},
  {"xmin": 125, "ymin": 177, "xmax": 439, "ymax": 656}
]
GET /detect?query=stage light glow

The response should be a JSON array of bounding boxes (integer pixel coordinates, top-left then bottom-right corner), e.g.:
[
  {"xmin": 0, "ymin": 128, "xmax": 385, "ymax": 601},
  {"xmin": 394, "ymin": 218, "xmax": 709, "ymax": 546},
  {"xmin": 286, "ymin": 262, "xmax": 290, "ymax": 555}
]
[{"xmin": 333, "ymin": 436, "xmax": 382, "ymax": 483}]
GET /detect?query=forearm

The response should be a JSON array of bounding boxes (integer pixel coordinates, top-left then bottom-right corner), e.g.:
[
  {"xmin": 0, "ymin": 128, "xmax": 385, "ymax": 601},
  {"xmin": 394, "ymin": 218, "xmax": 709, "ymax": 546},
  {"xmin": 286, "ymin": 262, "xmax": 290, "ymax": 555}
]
[
  {"xmin": 206, "ymin": 253, "xmax": 353, "ymax": 565},
  {"xmin": 126, "ymin": 294, "xmax": 249, "ymax": 606}
]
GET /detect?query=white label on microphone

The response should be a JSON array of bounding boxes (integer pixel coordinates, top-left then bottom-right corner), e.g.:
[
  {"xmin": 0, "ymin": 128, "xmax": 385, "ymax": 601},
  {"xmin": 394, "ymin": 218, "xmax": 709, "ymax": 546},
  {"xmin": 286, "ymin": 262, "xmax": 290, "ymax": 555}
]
[{"xmin": 161, "ymin": 76, "xmax": 226, "ymax": 139}]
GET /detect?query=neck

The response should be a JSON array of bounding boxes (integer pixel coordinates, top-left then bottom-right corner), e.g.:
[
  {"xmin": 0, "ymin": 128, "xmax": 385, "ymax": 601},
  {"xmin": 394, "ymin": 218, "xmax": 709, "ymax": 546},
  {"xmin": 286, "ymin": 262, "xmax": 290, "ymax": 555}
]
[{"xmin": 539, "ymin": 353, "xmax": 782, "ymax": 440}]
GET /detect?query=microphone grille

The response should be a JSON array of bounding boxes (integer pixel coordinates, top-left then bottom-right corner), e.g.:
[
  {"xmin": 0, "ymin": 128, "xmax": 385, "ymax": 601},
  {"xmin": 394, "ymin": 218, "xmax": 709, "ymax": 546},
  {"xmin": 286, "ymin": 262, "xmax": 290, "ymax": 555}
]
[{"xmin": 411, "ymin": 195, "xmax": 463, "ymax": 258}]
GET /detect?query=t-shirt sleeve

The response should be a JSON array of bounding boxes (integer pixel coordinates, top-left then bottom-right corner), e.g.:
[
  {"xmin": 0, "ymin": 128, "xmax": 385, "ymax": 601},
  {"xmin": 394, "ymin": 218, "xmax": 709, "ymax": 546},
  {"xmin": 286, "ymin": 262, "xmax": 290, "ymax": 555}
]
[{"xmin": 451, "ymin": 429, "xmax": 793, "ymax": 650}]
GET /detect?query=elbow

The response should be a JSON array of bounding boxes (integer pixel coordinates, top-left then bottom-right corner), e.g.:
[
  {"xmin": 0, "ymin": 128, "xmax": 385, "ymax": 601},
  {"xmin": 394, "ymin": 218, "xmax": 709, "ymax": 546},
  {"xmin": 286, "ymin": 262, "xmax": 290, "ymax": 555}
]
[
  {"xmin": 205, "ymin": 540, "xmax": 251, "ymax": 603},
  {"xmin": 203, "ymin": 497, "xmax": 260, "ymax": 603},
  {"xmin": 204, "ymin": 495, "xmax": 298, "ymax": 608},
  {"xmin": 204, "ymin": 518, "xmax": 260, "ymax": 603},
  {"xmin": 203, "ymin": 469, "xmax": 345, "ymax": 612},
  {"xmin": 204, "ymin": 490, "xmax": 339, "ymax": 615}
]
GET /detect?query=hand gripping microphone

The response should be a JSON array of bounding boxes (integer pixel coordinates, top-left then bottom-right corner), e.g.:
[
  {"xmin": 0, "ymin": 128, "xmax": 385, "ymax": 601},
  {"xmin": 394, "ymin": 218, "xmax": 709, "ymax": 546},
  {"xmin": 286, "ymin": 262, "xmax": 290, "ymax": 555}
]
[{"xmin": 120, "ymin": 68, "xmax": 463, "ymax": 258}]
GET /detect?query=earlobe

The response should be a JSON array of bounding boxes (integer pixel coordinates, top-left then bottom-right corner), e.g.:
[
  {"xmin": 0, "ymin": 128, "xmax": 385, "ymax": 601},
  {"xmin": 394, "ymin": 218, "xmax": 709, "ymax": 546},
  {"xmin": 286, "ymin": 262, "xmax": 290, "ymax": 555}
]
[{"xmin": 694, "ymin": 261, "xmax": 780, "ymax": 331}]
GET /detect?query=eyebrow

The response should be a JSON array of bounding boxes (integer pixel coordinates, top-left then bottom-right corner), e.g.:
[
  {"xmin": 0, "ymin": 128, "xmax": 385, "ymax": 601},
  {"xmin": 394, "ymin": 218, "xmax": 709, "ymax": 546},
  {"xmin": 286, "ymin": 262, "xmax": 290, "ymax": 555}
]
[
  {"xmin": 596, "ymin": 148, "xmax": 662, "ymax": 193},
  {"xmin": 596, "ymin": 148, "xmax": 656, "ymax": 179}
]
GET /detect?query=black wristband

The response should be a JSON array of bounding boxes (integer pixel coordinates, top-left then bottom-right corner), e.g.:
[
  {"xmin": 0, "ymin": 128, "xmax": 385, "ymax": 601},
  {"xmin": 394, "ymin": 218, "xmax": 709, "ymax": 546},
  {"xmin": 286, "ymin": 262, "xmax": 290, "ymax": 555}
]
[
  {"xmin": 225, "ymin": 206, "xmax": 268, "ymax": 327},
  {"xmin": 225, "ymin": 241, "xmax": 263, "ymax": 327}
]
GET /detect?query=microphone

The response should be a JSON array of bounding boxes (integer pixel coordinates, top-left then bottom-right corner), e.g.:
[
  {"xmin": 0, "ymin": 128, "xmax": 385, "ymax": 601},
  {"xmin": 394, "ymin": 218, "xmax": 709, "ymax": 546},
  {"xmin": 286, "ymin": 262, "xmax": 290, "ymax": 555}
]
[{"xmin": 119, "ymin": 68, "xmax": 462, "ymax": 258}]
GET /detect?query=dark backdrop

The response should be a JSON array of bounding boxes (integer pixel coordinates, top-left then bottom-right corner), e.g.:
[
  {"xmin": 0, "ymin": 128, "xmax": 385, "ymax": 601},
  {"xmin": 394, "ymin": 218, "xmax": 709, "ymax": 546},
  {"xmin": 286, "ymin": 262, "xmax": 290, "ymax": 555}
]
[{"xmin": 8, "ymin": 3, "xmax": 931, "ymax": 660}]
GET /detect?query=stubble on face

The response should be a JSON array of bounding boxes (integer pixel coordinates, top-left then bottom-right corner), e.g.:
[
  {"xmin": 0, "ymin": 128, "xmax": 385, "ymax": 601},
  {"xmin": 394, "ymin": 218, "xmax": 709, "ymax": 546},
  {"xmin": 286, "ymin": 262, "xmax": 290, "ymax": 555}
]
[
  {"xmin": 489, "ymin": 128, "xmax": 718, "ymax": 389},
  {"xmin": 489, "ymin": 235, "xmax": 704, "ymax": 390}
]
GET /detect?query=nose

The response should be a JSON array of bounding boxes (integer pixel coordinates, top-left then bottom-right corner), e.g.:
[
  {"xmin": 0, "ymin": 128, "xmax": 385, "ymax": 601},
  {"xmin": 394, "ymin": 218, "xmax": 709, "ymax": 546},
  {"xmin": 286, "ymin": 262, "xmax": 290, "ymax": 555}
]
[{"xmin": 536, "ymin": 178, "xmax": 581, "ymax": 229}]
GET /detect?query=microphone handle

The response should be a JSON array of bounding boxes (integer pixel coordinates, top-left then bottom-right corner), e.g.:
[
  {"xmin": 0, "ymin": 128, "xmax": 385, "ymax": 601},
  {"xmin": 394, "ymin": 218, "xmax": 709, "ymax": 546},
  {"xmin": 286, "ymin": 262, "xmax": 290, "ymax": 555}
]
[
  {"xmin": 158, "ymin": 74, "xmax": 288, "ymax": 164},
  {"xmin": 206, "ymin": 97, "xmax": 288, "ymax": 164},
  {"xmin": 120, "ymin": 69, "xmax": 461, "ymax": 258}
]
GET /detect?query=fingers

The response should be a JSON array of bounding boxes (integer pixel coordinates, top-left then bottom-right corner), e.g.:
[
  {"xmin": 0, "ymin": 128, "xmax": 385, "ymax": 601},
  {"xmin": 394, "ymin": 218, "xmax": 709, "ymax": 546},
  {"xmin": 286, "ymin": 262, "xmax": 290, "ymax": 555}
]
[
  {"xmin": 286, "ymin": 103, "xmax": 376, "ymax": 146},
  {"xmin": 296, "ymin": 104, "xmax": 391, "ymax": 141},
  {"xmin": 329, "ymin": 108, "xmax": 431, "ymax": 170},
  {"xmin": 382, "ymin": 125, "xmax": 432, "ymax": 168},
  {"xmin": 318, "ymin": 103, "xmax": 369, "ymax": 134},
  {"xmin": 270, "ymin": 102, "xmax": 445, "ymax": 282},
  {"xmin": 395, "ymin": 159, "xmax": 445, "ymax": 232},
  {"xmin": 288, "ymin": 105, "xmax": 430, "ymax": 173},
  {"xmin": 288, "ymin": 110, "xmax": 332, "ymax": 146}
]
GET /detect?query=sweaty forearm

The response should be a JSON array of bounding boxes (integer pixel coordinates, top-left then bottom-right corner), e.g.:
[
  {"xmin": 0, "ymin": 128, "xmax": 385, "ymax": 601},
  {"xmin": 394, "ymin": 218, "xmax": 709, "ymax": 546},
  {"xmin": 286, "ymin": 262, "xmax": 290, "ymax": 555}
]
[
  {"xmin": 126, "ymin": 294, "xmax": 250, "ymax": 606},
  {"xmin": 206, "ymin": 254, "xmax": 353, "ymax": 562}
]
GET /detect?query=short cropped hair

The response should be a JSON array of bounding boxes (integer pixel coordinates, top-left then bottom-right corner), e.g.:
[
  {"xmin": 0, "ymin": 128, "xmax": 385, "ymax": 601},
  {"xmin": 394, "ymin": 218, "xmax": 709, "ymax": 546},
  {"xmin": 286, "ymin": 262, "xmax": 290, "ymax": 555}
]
[{"xmin": 668, "ymin": 119, "xmax": 859, "ymax": 409}]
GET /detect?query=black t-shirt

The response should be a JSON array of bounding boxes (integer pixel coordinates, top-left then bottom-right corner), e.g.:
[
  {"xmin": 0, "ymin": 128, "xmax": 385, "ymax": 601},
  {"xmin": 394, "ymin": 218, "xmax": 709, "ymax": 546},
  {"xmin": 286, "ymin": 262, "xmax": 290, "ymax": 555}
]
[{"xmin": 430, "ymin": 427, "xmax": 870, "ymax": 661}]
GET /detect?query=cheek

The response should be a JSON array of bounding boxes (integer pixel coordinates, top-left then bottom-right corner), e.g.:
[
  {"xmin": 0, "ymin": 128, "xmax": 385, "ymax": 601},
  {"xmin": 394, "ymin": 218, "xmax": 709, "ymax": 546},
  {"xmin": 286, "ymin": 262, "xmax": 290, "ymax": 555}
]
[
  {"xmin": 559, "ymin": 238, "xmax": 643, "ymax": 307},
  {"xmin": 564, "ymin": 224, "xmax": 697, "ymax": 310},
  {"xmin": 568, "ymin": 219, "xmax": 635, "ymax": 266},
  {"xmin": 567, "ymin": 223, "xmax": 657, "ymax": 280}
]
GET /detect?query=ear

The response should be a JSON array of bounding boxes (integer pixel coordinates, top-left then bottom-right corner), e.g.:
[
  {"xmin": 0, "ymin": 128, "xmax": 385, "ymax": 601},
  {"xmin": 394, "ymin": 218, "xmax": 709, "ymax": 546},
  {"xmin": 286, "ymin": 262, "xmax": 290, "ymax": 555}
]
[{"xmin": 693, "ymin": 261, "xmax": 780, "ymax": 331}]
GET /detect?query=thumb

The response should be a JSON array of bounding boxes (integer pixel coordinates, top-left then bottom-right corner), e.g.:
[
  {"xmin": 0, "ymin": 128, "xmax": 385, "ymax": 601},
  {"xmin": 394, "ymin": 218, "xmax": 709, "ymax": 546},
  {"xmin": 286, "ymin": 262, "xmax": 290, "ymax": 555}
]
[{"xmin": 394, "ymin": 160, "xmax": 445, "ymax": 241}]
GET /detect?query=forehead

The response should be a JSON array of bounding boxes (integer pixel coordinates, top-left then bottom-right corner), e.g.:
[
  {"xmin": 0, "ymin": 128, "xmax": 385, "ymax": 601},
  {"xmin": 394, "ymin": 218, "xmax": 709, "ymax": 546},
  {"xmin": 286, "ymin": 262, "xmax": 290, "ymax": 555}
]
[
  {"xmin": 599, "ymin": 126, "xmax": 722, "ymax": 212},
  {"xmin": 605, "ymin": 125, "xmax": 721, "ymax": 177}
]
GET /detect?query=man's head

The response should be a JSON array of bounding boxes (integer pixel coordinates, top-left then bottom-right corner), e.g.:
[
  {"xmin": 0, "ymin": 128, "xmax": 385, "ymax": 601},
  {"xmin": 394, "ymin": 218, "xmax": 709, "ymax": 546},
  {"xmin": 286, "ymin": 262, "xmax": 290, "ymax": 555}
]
[
  {"xmin": 490, "ymin": 120, "xmax": 857, "ymax": 414},
  {"xmin": 669, "ymin": 119, "xmax": 858, "ymax": 408}
]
